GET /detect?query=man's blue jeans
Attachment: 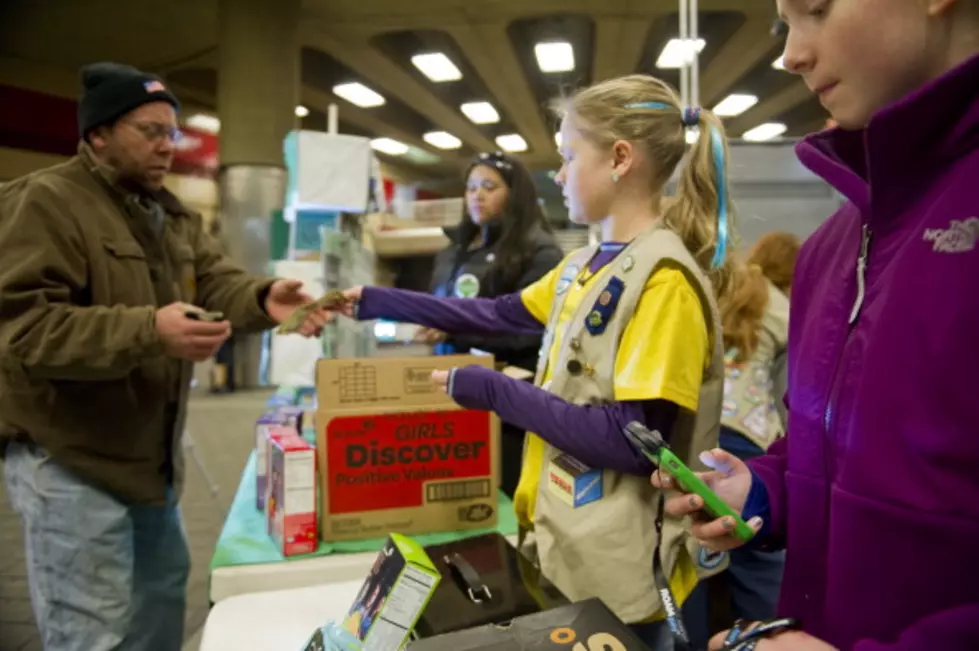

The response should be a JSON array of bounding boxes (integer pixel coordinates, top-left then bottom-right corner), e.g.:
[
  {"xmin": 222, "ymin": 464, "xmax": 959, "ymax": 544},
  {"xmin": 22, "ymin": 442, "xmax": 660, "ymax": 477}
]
[{"xmin": 3, "ymin": 441, "xmax": 190, "ymax": 651}]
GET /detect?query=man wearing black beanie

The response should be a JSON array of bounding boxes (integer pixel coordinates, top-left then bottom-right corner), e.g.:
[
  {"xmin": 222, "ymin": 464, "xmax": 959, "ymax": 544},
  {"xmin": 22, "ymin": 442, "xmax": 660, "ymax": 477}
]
[{"xmin": 0, "ymin": 63, "xmax": 332, "ymax": 651}]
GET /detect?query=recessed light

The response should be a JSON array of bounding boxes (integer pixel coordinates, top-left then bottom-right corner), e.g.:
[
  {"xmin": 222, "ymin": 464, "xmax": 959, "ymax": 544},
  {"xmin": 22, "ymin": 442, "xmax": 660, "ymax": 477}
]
[
  {"xmin": 186, "ymin": 114, "xmax": 220, "ymax": 133},
  {"xmin": 656, "ymin": 38, "xmax": 706, "ymax": 69},
  {"xmin": 713, "ymin": 94, "xmax": 759, "ymax": 117},
  {"xmin": 534, "ymin": 42, "xmax": 575, "ymax": 73},
  {"xmin": 772, "ymin": 55, "xmax": 786, "ymax": 70},
  {"xmin": 423, "ymin": 131, "xmax": 462, "ymax": 150},
  {"xmin": 461, "ymin": 102, "xmax": 500, "ymax": 124},
  {"xmin": 742, "ymin": 123, "xmax": 788, "ymax": 142},
  {"xmin": 333, "ymin": 82, "xmax": 385, "ymax": 108},
  {"xmin": 370, "ymin": 138, "xmax": 409, "ymax": 155},
  {"xmin": 412, "ymin": 53, "xmax": 463, "ymax": 82},
  {"xmin": 295, "ymin": 105, "xmax": 309, "ymax": 118},
  {"xmin": 496, "ymin": 134, "xmax": 528, "ymax": 152}
]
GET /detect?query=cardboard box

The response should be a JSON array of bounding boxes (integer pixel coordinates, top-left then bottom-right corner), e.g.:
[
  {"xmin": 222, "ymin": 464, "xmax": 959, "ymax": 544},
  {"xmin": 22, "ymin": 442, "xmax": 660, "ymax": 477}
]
[
  {"xmin": 255, "ymin": 414, "xmax": 293, "ymax": 510},
  {"xmin": 266, "ymin": 434, "xmax": 318, "ymax": 557},
  {"xmin": 342, "ymin": 534, "xmax": 441, "ymax": 651},
  {"xmin": 316, "ymin": 355, "xmax": 499, "ymax": 542}
]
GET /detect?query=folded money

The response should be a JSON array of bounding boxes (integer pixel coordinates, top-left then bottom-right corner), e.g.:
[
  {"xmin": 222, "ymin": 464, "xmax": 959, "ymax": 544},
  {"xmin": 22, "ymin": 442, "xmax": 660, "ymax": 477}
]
[{"xmin": 277, "ymin": 290, "xmax": 349, "ymax": 334}]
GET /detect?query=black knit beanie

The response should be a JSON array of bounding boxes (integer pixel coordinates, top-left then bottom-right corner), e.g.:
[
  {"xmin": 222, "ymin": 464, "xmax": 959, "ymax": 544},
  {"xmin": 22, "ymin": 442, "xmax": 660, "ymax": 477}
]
[{"xmin": 77, "ymin": 62, "xmax": 180, "ymax": 139}]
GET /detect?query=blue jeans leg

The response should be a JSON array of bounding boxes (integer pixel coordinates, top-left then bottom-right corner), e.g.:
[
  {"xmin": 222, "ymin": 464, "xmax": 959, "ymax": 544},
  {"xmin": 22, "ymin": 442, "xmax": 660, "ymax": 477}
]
[{"xmin": 3, "ymin": 441, "xmax": 190, "ymax": 651}]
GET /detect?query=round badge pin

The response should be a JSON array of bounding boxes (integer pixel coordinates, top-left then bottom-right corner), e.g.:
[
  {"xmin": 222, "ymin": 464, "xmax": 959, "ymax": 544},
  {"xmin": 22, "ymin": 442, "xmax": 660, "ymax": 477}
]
[
  {"xmin": 454, "ymin": 273, "xmax": 481, "ymax": 298},
  {"xmin": 598, "ymin": 290, "xmax": 612, "ymax": 306},
  {"xmin": 587, "ymin": 311, "xmax": 603, "ymax": 327},
  {"xmin": 621, "ymin": 255, "xmax": 635, "ymax": 272}
]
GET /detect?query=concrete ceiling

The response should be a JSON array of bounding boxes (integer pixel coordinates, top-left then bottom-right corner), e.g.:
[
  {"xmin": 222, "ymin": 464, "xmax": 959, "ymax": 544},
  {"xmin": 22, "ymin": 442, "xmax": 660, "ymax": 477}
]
[{"xmin": 0, "ymin": 0, "xmax": 829, "ymax": 180}]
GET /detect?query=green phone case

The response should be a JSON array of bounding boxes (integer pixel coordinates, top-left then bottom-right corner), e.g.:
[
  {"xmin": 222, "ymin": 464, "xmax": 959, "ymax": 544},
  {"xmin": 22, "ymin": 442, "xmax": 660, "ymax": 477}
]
[{"xmin": 648, "ymin": 447, "xmax": 755, "ymax": 542}]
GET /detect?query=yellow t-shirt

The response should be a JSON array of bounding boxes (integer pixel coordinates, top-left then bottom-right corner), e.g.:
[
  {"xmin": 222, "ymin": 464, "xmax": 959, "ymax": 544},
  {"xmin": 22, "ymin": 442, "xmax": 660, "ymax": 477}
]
[{"xmin": 516, "ymin": 250, "xmax": 710, "ymax": 616}]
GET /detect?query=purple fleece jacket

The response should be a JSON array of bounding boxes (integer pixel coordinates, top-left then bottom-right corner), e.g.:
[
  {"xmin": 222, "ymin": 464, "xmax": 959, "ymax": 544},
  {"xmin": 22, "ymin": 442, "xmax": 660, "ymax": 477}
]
[
  {"xmin": 743, "ymin": 53, "xmax": 979, "ymax": 650},
  {"xmin": 356, "ymin": 245, "xmax": 674, "ymax": 476}
]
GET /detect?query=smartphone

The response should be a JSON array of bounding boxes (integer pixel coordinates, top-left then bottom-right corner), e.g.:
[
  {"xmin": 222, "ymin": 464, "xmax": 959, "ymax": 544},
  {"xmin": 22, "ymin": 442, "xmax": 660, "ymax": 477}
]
[
  {"xmin": 623, "ymin": 422, "xmax": 755, "ymax": 542},
  {"xmin": 185, "ymin": 310, "xmax": 225, "ymax": 322}
]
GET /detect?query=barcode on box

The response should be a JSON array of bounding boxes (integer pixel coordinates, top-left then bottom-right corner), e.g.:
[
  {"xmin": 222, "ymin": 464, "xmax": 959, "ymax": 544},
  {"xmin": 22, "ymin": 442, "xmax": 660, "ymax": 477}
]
[{"xmin": 426, "ymin": 479, "xmax": 491, "ymax": 502}]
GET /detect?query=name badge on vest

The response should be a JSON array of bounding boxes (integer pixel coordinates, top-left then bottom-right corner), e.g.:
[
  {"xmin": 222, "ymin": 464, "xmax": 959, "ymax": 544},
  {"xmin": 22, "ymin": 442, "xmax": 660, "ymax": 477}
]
[
  {"xmin": 547, "ymin": 453, "xmax": 603, "ymax": 508},
  {"xmin": 584, "ymin": 276, "xmax": 625, "ymax": 336}
]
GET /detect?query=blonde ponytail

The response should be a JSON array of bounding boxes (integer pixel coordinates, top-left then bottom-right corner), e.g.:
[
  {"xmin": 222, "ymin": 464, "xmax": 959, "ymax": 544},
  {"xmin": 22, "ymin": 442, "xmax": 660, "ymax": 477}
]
[{"xmin": 663, "ymin": 108, "xmax": 735, "ymax": 297}]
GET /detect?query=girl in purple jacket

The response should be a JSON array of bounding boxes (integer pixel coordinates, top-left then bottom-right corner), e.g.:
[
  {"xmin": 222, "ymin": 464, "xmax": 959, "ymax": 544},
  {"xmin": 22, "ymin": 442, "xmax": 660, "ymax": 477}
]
[{"xmin": 659, "ymin": 1, "xmax": 979, "ymax": 650}]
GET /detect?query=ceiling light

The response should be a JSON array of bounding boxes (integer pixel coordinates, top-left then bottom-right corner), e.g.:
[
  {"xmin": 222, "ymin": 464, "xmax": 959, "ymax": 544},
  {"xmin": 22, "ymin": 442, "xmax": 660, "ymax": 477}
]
[
  {"xmin": 461, "ymin": 101, "xmax": 500, "ymax": 124},
  {"xmin": 295, "ymin": 105, "xmax": 309, "ymax": 118},
  {"xmin": 656, "ymin": 38, "xmax": 706, "ymax": 69},
  {"xmin": 423, "ymin": 131, "xmax": 462, "ymax": 150},
  {"xmin": 713, "ymin": 93, "xmax": 759, "ymax": 117},
  {"xmin": 496, "ymin": 134, "xmax": 528, "ymax": 152},
  {"xmin": 772, "ymin": 55, "xmax": 786, "ymax": 70},
  {"xmin": 554, "ymin": 132, "xmax": 563, "ymax": 148},
  {"xmin": 534, "ymin": 41, "xmax": 575, "ymax": 73},
  {"xmin": 685, "ymin": 128, "xmax": 700, "ymax": 145},
  {"xmin": 412, "ymin": 53, "xmax": 462, "ymax": 82},
  {"xmin": 333, "ymin": 82, "xmax": 385, "ymax": 108},
  {"xmin": 742, "ymin": 122, "xmax": 788, "ymax": 142},
  {"xmin": 186, "ymin": 114, "xmax": 220, "ymax": 133},
  {"xmin": 370, "ymin": 138, "xmax": 409, "ymax": 155}
]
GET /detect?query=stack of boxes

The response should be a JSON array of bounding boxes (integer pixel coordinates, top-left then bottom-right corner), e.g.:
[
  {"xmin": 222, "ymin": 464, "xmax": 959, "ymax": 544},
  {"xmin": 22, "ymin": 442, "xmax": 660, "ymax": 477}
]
[{"xmin": 253, "ymin": 352, "xmax": 502, "ymax": 556}]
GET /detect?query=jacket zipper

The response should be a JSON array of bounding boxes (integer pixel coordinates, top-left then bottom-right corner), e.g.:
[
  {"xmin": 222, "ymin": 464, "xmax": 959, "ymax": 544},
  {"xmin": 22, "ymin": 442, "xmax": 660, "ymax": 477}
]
[{"xmin": 823, "ymin": 224, "xmax": 873, "ymax": 444}]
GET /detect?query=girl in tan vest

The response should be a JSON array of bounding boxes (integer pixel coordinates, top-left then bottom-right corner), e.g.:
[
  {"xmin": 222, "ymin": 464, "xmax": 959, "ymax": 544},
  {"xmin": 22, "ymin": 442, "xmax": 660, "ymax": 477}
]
[
  {"xmin": 681, "ymin": 232, "xmax": 800, "ymax": 649},
  {"xmin": 337, "ymin": 74, "xmax": 747, "ymax": 649}
]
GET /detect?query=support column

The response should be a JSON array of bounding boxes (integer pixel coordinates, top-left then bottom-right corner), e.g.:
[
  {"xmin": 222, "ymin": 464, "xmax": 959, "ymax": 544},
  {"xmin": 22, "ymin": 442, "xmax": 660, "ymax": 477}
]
[{"xmin": 218, "ymin": 0, "xmax": 300, "ymax": 388}]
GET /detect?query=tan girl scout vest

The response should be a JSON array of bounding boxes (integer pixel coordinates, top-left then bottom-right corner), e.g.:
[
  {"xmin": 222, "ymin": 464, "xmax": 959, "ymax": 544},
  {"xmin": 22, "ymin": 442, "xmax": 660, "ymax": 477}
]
[
  {"xmin": 721, "ymin": 281, "xmax": 789, "ymax": 451},
  {"xmin": 522, "ymin": 225, "xmax": 726, "ymax": 624}
]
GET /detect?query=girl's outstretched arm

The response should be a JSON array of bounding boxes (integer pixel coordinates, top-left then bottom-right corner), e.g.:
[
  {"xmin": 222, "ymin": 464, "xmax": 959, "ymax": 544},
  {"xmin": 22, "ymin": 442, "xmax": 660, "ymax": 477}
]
[{"xmin": 356, "ymin": 286, "xmax": 545, "ymax": 336}]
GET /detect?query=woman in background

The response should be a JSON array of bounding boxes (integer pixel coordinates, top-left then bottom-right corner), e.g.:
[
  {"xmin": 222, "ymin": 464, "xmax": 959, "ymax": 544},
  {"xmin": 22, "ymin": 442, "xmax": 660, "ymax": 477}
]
[
  {"xmin": 682, "ymin": 232, "xmax": 800, "ymax": 649},
  {"xmin": 423, "ymin": 151, "xmax": 563, "ymax": 496}
]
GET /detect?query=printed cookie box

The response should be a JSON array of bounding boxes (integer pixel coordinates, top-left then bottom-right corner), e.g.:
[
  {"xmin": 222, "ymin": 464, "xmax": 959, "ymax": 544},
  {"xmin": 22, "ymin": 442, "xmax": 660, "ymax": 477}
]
[
  {"xmin": 315, "ymin": 354, "xmax": 500, "ymax": 543},
  {"xmin": 266, "ymin": 432, "xmax": 318, "ymax": 557}
]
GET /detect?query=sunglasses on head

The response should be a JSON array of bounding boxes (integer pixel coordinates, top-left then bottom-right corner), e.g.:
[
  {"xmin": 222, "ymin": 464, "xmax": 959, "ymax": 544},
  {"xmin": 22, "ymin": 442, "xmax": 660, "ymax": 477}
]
[{"xmin": 472, "ymin": 151, "xmax": 514, "ymax": 184}]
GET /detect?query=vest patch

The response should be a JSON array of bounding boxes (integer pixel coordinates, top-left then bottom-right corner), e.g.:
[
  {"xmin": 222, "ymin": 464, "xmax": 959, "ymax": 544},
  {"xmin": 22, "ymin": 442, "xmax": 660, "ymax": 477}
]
[
  {"xmin": 556, "ymin": 263, "xmax": 581, "ymax": 295},
  {"xmin": 547, "ymin": 453, "xmax": 603, "ymax": 508},
  {"xmin": 741, "ymin": 404, "xmax": 769, "ymax": 442},
  {"xmin": 584, "ymin": 276, "xmax": 625, "ymax": 336},
  {"xmin": 697, "ymin": 546, "xmax": 727, "ymax": 570}
]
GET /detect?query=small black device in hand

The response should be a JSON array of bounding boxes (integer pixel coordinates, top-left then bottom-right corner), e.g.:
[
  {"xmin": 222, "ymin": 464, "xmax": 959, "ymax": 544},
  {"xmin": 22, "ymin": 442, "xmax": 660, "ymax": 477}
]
[{"xmin": 185, "ymin": 310, "xmax": 224, "ymax": 322}]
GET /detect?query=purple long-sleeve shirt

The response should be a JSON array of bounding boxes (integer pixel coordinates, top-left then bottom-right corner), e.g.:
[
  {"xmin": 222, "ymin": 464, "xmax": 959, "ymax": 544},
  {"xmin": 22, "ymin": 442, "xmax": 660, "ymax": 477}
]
[{"xmin": 357, "ymin": 277, "xmax": 674, "ymax": 476}]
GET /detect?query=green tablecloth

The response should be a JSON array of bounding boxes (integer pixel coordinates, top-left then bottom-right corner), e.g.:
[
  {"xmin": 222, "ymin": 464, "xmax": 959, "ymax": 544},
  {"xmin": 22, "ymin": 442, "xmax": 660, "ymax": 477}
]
[{"xmin": 209, "ymin": 451, "xmax": 518, "ymax": 571}]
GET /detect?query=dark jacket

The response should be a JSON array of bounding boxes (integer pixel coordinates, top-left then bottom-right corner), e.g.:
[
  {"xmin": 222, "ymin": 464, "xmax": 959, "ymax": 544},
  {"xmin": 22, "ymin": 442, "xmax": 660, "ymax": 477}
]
[
  {"xmin": 429, "ymin": 222, "xmax": 563, "ymax": 371},
  {"xmin": 0, "ymin": 144, "xmax": 277, "ymax": 505}
]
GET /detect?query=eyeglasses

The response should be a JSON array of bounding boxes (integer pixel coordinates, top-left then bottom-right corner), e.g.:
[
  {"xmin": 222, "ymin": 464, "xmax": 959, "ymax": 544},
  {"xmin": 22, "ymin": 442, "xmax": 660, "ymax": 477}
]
[{"xmin": 127, "ymin": 121, "xmax": 183, "ymax": 143}]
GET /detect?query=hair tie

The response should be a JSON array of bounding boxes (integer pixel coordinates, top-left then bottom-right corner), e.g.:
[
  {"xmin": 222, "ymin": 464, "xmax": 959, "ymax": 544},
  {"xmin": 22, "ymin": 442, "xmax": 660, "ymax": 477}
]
[{"xmin": 682, "ymin": 107, "xmax": 702, "ymax": 128}]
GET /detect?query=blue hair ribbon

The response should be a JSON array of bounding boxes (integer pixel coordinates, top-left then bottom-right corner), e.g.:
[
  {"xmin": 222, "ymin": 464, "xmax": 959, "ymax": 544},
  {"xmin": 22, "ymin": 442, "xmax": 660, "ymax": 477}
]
[{"xmin": 624, "ymin": 101, "xmax": 730, "ymax": 269}]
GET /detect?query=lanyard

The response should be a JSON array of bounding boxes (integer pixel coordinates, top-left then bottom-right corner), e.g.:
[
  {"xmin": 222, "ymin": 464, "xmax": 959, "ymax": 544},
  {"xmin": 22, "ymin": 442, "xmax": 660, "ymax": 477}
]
[{"xmin": 651, "ymin": 478, "xmax": 801, "ymax": 650}]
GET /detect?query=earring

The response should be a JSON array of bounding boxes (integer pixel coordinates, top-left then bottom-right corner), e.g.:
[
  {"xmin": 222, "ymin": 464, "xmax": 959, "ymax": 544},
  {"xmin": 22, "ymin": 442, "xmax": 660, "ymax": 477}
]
[{"xmin": 612, "ymin": 172, "xmax": 621, "ymax": 183}]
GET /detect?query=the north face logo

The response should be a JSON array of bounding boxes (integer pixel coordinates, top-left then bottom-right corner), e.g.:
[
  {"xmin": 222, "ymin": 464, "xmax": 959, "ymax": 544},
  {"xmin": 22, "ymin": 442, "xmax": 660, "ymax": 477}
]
[{"xmin": 923, "ymin": 217, "xmax": 979, "ymax": 253}]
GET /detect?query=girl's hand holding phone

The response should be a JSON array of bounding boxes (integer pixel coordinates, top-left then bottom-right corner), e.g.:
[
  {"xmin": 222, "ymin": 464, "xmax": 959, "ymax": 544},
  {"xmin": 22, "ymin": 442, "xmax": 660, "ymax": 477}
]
[{"xmin": 651, "ymin": 448, "xmax": 762, "ymax": 551}]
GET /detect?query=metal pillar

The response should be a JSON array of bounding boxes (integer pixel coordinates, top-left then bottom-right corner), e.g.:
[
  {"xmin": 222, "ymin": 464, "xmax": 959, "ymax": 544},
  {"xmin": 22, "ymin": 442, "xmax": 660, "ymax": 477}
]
[
  {"xmin": 217, "ymin": 0, "xmax": 300, "ymax": 387},
  {"xmin": 679, "ymin": 0, "xmax": 701, "ymax": 107}
]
